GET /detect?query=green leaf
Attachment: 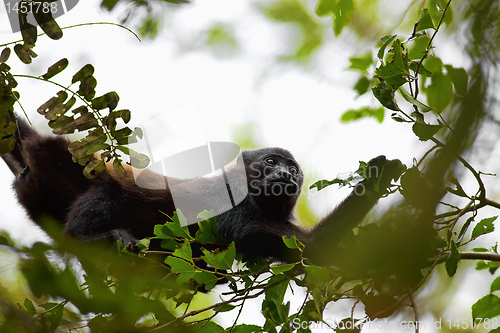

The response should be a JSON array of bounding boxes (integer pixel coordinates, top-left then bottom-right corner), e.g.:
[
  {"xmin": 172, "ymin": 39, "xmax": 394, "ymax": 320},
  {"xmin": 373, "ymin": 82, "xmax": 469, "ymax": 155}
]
[
  {"xmin": 72, "ymin": 64, "xmax": 95, "ymax": 84},
  {"xmin": 42, "ymin": 58, "xmax": 69, "ymax": 80},
  {"xmin": 304, "ymin": 264, "xmax": 332, "ymax": 284},
  {"xmin": 201, "ymin": 243, "xmax": 236, "ymax": 270},
  {"xmin": 353, "ymin": 75, "xmax": 370, "ymax": 95},
  {"xmin": 92, "ymin": 92, "xmax": 120, "ymax": 111},
  {"xmin": 423, "ymin": 55, "xmax": 443, "ymax": 74},
  {"xmin": 491, "ymin": 276, "xmax": 500, "ymax": 293},
  {"xmin": 349, "ymin": 52, "xmax": 373, "ymax": 72},
  {"xmin": 341, "ymin": 106, "xmax": 385, "ymax": 123},
  {"xmin": 409, "ymin": 61, "xmax": 433, "ymax": 77},
  {"xmin": 472, "ymin": 247, "xmax": 489, "ymax": 252},
  {"xmin": 445, "ymin": 65, "xmax": 468, "ymax": 96},
  {"xmin": 315, "ymin": 0, "xmax": 334, "ymax": 16},
  {"xmin": 415, "ymin": 9, "xmax": 435, "ymax": 31},
  {"xmin": 0, "ymin": 136, "xmax": 15, "ymax": 155},
  {"xmin": 195, "ymin": 212, "xmax": 219, "ymax": 242},
  {"xmin": 282, "ymin": 236, "xmax": 304, "ymax": 251},
  {"xmin": 192, "ymin": 272, "xmax": 219, "ymax": 291},
  {"xmin": 166, "ymin": 210, "xmax": 191, "ymax": 237},
  {"xmin": 232, "ymin": 324, "xmax": 264, "ymax": 333},
  {"xmin": 116, "ymin": 146, "xmax": 150, "ymax": 169},
  {"xmin": 426, "ymin": 73, "xmax": 453, "ymax": 111},
  {"xmin": 412, "ymin": 122, "xmax": 442, "ymax": 141},
  {"xmin": 372, "ymin": 82, "xmax": 400, "ymax": 111},
  {"xmin": 33, "ymin": 11, "xmax": 63, "ymax": 40},
  {"xmin": 472, "ymin": 294, "xmax": 500, "ymax": 320},
  {"xmin": 78, "ymin": 75, "xmax": 97, "ymax": 101},
  {"xmin": 23, "ymin": 298, "xmax": 36, "ymax": 313},
  {"xmin": 101, "ymin": 0, "xmax": 120, "ymax": 10},
  {"xmin": 165, "ymin": 256, "xmax": 196, "ymax": 274},
  {"xmin": 270, "ymin": 263, "xmax": 296, "ymax": 274},
  {"xmin": 471, "ymin": 216, "xmax": 497, "ymax": 240},
  {"xmin": 398, "ymin": 87, "xmax": 434, "ymax": 112},
  {"xmin": 408, "ymin": 35, "xmax": 430, "ymax": 60},
  {"xmin": 0, "ymin": 48, "xmax": 11, "ymax": 63},
  {"xmin": 39, "ymin": 302, "xmax": 64, "ymax": 330},
  {"xmin": 309, "ymin": 178, "xmax": 345, "ymax": 191},
  {"xmin": 445, "ymin": 241, "xmax": 460, "ymax": 277},
  {"xmin": 19, "ymin": 14, "xmax": 37, "ymax": 47},
  {"xmin": 476, "ymin": 261, "xmax": 499, "ymax": 272},
  {"xmin": 82, "ymin": 159, "xmax": 106, "ymax": 179},
  {"xmin": 457, "ymin": 216, "xmax": 474, "ymax": 244},
  {"xmin": 377, "ymin": 34, "xmax": 397, "ymax": 60},
  {"xmin": 266, "ymin": 275, "xmax": 289, "ymax": 303},
  {"xmin": 332, "ymin": 0, "xmax": 354, "ymax": 36},
  {"xmin": 14, "ymin": 43, "xmax": 32, "ymax": 64},
  {"xmin": 172, "ymin": 239, "xmax": 192, "ymax": 261}
]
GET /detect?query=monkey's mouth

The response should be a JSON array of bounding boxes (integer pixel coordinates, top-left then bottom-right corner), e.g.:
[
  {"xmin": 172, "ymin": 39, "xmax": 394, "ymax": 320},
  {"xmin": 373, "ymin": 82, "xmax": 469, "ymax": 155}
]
[{"xmin": 270, "ymin": 178, "xmax": 297, "ymax": 186}]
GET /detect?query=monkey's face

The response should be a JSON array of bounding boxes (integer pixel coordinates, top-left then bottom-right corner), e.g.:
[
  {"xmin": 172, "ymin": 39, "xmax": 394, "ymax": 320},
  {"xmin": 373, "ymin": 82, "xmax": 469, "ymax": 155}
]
[{"xmin": 246, "ymin": 152, "xmax": 303, "ymax": 203}]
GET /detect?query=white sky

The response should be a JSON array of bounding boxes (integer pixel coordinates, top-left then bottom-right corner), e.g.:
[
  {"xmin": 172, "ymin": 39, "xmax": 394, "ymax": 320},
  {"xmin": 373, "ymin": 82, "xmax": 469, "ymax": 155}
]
[{"xmin": 1, "ymin": 1, "xmax": 500, "ymax": 331}]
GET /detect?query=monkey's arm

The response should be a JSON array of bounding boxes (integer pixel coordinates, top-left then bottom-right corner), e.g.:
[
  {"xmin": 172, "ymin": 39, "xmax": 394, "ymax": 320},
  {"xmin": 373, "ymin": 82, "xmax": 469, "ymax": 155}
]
[{"xmin": 303, "ymin": 156, "xmax": 405, "ymax": 265}]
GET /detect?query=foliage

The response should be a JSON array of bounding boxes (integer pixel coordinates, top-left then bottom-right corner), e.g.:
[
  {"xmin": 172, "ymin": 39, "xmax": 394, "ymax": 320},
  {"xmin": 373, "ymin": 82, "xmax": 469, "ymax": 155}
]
[
  {"xmin": 0, "ymin": 11, "xmax": 150, "ymax": 178},
  {"xmin": 1, "ymin": 0, "xmax": 500, "ymax": 332}
]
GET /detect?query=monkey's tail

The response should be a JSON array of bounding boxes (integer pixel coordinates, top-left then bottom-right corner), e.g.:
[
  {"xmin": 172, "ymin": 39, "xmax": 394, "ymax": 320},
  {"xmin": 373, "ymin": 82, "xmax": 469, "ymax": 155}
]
[{"xmin": 1, "ymin": 114, "xmax": 35, "ymax": 176}]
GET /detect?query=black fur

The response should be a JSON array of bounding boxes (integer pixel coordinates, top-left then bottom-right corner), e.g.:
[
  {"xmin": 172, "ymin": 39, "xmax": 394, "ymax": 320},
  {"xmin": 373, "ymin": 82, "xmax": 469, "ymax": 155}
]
[{"xmin": 2, "ymin": 119, "xmax": 403, "ymax": 266}]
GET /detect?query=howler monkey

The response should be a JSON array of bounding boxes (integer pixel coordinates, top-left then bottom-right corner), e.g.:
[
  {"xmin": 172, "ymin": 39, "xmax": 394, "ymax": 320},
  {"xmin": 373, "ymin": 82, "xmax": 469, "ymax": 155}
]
[{"xmin": 2, "ymin": 118, "xmax": 404, "ymax": 266}]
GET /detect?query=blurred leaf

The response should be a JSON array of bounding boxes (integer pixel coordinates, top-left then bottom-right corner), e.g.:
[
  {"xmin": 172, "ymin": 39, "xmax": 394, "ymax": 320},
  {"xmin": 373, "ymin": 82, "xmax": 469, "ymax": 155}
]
[
  {"xmin": 332, "ymin": 0, "xmax": 354, "ymax": 36},
  {"xmin": 309, "ymin": 178, "xmax": 346, "ymax": 191},
  {"xmin": 262, "ymin": 0, "xmax": 323, "ymax": 60},
  {"xmin": 315, "ymin": 0, "xmax": 335, "ymax": 17},
  {"xmin": 412, "ymin": 122, "xmax": 442, "ymax": 141},
  {"xmin": 426, "ymin": 73, "xmax": 453, "ymax": 111},
  {"xmin": 364, "ymin": 294, "xmax": 398, "ymax": 319},
  {"xmin": 445, "ymin": 65, "xmax": 468, "ymax": 96},
  {"xmin": 408, "ymin": 35, "xmax": 430, "ymax": 60},
  {"xmin": 353, "ymin": 75, "xmax": 370, "ymax": 95},
  {"xmin": 445, "ymin": 241, "xmax": 459, "ymax": 277},
  {"xmin": 409, "ymin": 61, "xmax": 433, "ymax": 77},
  {"xmin": 138, "ymin": 17, "xmax": 159, "ymax": 39},
  {"xmin": 341, "ymin": 106, "xmax": 384, "ymax": 123},
  {"xmin": 349, "ymin": 52, "xmax": 373, "ymax": 72}
]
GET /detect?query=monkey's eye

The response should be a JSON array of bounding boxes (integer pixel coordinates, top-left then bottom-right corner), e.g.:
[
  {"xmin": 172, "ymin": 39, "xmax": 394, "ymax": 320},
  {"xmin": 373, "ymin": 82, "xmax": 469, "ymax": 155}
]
[
  {"xmin": 289, "ymin": 166, "xmax": 299, "ymax": 175},
  {"xmin": 264, "ymin": 157, "xmax": 277, "ymax": 166}
]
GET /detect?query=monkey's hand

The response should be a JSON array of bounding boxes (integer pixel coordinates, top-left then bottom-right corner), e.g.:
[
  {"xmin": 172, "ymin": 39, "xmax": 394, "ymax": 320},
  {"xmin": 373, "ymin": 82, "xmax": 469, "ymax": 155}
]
[{"xmin": 360, "ymin": 155, "xmax": 406, "ymax": 195}]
